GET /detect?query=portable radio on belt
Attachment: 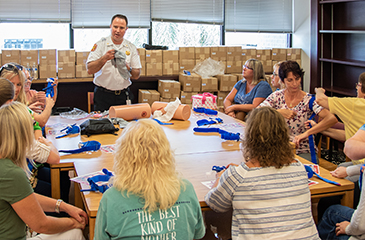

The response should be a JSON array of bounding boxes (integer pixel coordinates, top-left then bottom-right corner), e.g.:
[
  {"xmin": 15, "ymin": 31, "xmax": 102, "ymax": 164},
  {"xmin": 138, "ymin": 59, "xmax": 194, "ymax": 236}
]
[{"xmin": 126, "ymin": 90, "xmax": 131, "ymax": 105}]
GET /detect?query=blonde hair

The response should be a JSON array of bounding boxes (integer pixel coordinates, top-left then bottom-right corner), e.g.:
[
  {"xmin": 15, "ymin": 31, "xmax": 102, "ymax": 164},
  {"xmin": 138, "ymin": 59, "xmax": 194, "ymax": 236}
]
[
  {"xmin": 113, "ymin": 119, "xmax": 183, "ymax": 212},
  {"xmin": 243, "ymin": 107, "xmax": 294, "ymax": 168},
  {"xmin": 245, "ymin": 58, "xmax": 268, "ymax": 85},
  {"xmin": 0, "ymin": 77, "xmax": 14, "ymax": 106},
  {"xmin": 0, "ymin": 63, "xmax": 27, "ymax": 104},
  {"xmin": 0, "ymin": 101, "xmax": 34, "ymax": 176}
]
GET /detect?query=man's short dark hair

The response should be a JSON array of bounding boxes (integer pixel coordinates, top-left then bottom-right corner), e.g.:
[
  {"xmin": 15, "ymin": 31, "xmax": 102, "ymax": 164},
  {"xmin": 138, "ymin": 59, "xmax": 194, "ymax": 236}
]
[{"xmin": 111, "ymin": 14, "xmax": 128, "ymax": 26}]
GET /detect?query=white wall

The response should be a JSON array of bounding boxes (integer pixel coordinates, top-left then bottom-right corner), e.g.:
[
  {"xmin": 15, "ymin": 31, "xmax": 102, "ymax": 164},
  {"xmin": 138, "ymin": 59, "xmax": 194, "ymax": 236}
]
[{"xmin": 292, "ymin": 0, "xmax": 311, "ymax": 92}]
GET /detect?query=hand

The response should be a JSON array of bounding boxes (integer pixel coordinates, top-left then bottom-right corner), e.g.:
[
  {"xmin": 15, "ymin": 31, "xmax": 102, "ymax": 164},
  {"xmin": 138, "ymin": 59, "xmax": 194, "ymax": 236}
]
[
  {"xmin": 53, "ymin": 78, "xmax": 59, "ymax": 88},
  {"xmin": 104, "ymin": 49, "xmax": 116, "ymax": 61},
  {"xmin": 331, "ymin": 166, "xmax": 348, "ymax": 179},
  {"xmin": 216, "ymin": 169, "xmax": 225, "ymax": 179},
  {"xmin": 61, "ymin": 202, "xmax": 88, "ymax": 225},
  {"xmin": 336, "ymin": 221, "xmax": 350, "ymax": 236},
  {"xmin": 227, "ymin": 112, "xmax": 235, "ymax": 118},
  {"xmin": 28, "ymin": 101, "xmax": 44, "ymax": 113},
  {"xmin": 293, "ymin": 132, "xmax": 309, "ymax": 147},
  {"xmin": 305, "ymin": 120, "xmax": 317, "ymax": 130},
  {"xmin": 45, "ymin": 96, "xmax": 55, "ymax": 109},
  {"xmin": 315, "ymin": 87, "xmax": 325, "ymax": 94},
  {"xmin": 277, "ymin": 109, "xmax": 297, "ymax": 119},
  {"xmin": 37, "ymin": 136, "xmax": 52, "ymax": 146},
  {"xmin": 70, "ymin": 216, "xmax": 87, "ymax": 230},
  {"xmin": 36, "ymin": 91, "xmax": 46, "ymax": 103}
]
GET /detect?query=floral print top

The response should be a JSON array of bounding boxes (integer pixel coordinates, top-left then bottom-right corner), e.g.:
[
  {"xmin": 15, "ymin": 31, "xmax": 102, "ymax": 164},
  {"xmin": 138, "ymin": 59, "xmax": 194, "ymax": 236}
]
[{"xmin": 259, "ymin": 89, "xmax": 323, "ymax": 154}]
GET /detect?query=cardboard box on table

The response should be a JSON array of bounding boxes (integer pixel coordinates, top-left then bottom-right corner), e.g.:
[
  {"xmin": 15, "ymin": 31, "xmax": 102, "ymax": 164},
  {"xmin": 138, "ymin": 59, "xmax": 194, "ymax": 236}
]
[
  {"xmin": 138, "ymin": 89, "xmax": 161, "ymax": 106},
  {"xmin": 158, "ymin": 80, "xmax": 181, "ymax": 99},
  {"xmin": 58, "ymin": 62, "xmax": 75, "ymax": 78},
  {"xmin": 180, "ymin": 91, "xmax": 199, "ymax": 104},
  {"xmin": 179, "ymin": 73, "xmax": 201, "ymax": 92}
]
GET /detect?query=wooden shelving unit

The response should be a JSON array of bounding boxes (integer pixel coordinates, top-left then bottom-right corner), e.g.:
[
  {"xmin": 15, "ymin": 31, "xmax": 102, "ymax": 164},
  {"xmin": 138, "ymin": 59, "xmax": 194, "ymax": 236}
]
[{"xmin": 310, "ymin": 0, "xmax": 365, "ymax": 97}]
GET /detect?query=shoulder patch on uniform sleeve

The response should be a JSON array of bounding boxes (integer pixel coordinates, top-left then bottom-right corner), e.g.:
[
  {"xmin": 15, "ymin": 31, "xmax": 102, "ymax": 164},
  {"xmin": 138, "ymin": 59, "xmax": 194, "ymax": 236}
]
[{"xmin": 91, "ymin": 44, "xmax": 97, "ymax": 52}]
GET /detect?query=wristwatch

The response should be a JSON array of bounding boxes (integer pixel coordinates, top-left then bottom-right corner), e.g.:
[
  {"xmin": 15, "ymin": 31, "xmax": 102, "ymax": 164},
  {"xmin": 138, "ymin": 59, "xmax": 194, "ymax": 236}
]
[{"xmin": 128, "ymin": 67, "xmax": 132, "ymax": 73}]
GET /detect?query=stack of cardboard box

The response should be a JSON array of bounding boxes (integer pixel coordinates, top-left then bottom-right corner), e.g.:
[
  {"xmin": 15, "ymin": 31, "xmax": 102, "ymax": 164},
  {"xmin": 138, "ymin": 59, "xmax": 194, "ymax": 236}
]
[
  {"xmin": 179, "ymin": 47, "xmax": 195, "ymax": 73},
  {"xmin": 146, "ymin": 50, "xmax": 163, "ymax": 76},
  {"xmin": 286, "ymin": 48, "xmax": 302, "ymax": 66},
  {"xmin": 179, "ymin": 73, "xmax": 201, "ymax": 106},
  {"xmin": 256, "ymin": 49, "xmax": 272, "ymax": 73},
  {"xmin": 20, "ymin": 50, "xmax": 38, "ymax": 69},
  {"xmin": 39, "ymin": 49, "xmax": 57, "ymax": 79},
  {"xmin": 58, "ymin": 50, "xmax": 75, "ymax": 79},
  {"xmin": 195, "ymin": 47, "xmax": 211, "ymax": 65},
  {"xmin": 138, "ymin": 89, "xmax": 160, "ymax": 105},
  {"xmin": 216, "ymin": 74, "xmax": 237, "ymax": 107},
  {"xmin": 137, "ymin": 48, "xmax": 146, "ymax": 76},
  {"xmin": 75, "ymin": 51, "xmax": 93, "ymax": 78},
  {"xmin": 162, "ymin": 50, "xmax": 179, "ymax": 75},
  {"xmin": 211, "ymin": 46, "xmax": 227, "ymax": 73},
  {"xmin": 226, "ymin": 46, "xmax": 242, "ymax": 74},
  {"xmin": 158, "ymin": 80, "xmax": 180, "ymax": 102},
  {"xmin": 241, "ymin": 49, "xmax": 257, "ymax": 63}
]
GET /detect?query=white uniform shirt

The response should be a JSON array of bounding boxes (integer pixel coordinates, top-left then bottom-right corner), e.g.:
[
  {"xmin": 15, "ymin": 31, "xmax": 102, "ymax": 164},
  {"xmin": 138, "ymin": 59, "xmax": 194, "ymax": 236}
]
[{"xmin": 87, "ymin": 36, "xmax": 142, "ymax": 91}]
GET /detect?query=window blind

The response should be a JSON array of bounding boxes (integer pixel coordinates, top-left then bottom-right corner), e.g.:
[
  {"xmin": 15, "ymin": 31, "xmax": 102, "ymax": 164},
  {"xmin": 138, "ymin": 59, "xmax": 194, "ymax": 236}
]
[
  {"xmin": 152, "ymin": 0, "xmax": 224, "ymax": 24},
  {"xmin": 71, "ymin": 0, "xmax": 150, "ymax": 28},
  {"xmin": 225, "ymin": 0, "xmax": 292, "ymax": 33},
  {"xmin": 0, "ymin": 0, "xmax": 70, "ymax": 22}
]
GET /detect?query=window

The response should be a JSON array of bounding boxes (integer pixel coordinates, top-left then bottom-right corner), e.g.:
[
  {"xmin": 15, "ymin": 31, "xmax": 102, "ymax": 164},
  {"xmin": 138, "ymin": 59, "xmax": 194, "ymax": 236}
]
[
  {"xmin": 152, "ymin": 22, "xmax": 221, "ymax": 50},
  {"xmin": 73, "ymin": 28, "xmax": 148, "ymax": 51},
  {"xmin": 225, "ymin": 32, "xmax": 289, "ymax": 49},
  {"xmin": 0, "ymin": 23, "xmax": 69, "ymax": 50}
]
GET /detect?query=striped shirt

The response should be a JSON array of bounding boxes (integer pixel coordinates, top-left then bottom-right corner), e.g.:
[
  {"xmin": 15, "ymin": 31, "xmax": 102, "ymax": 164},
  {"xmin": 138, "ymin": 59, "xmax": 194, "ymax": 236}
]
[{"xmin": 205, "ymin": 159, "xmax": 319, "ymax": 240}]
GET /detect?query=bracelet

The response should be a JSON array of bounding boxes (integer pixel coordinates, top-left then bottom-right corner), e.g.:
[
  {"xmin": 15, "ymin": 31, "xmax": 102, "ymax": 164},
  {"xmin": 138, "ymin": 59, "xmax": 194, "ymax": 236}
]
[{"xmin": 55, "ymin": 199, "xmax": 63, "ymax": 213}]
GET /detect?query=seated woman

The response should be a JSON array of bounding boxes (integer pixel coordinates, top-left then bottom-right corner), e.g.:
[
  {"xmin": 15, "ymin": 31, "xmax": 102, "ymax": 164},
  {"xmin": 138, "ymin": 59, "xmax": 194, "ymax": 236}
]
[
  {"xmin": 0, "ymin": 101, "xmax": 87, "ymax": 240},
  {"xmin": 223, "ymin": 58, "xmax": 272, "ymax": 120},
  {"xmin": 94, "ymin": 119, "xmax": 205, "ymax": 239},
  {"xmin": 205, "ymin": 107, "xmax": 319, "ymax": 239},
  {"xmin": 317, "ymin": 124, "xmax": 365, "ymax": 240},
  {"xmin": 0, "ymin": 63, "xmax": 54, "ymax": 127},
  {"xmin": 271, "ymin": 61, "xmax": 284, "ymax": 91},
  {"xmin": 259, "ymin": 60, "xmax": 337, "ymax": 160}
]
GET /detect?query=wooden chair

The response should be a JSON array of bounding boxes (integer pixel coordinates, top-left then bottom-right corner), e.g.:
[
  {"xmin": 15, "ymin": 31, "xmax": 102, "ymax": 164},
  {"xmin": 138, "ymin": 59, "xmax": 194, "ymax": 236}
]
[{"xmin": 87, "ymin": 92, "xmax": 94, "ymax": 113}]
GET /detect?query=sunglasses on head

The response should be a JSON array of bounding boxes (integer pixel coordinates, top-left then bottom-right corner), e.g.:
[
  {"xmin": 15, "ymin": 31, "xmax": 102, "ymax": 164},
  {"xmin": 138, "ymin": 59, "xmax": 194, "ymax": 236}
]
[{"xmin": 0, "ymin": 63, "xmax": 23, "ymax": 75}]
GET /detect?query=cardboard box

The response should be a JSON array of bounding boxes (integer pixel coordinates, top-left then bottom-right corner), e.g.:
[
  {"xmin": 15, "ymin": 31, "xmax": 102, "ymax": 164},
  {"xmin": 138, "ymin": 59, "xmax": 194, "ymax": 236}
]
[
  {"xmin": 163, "ymin": 50, "xmax": 179, "ymax": 63},
  {"xmin": 39, "ymin": 64, "xmax": 57, "ymax": 79},
  {"xmin": 137, "ymin": 48, "xmax": 146, "ymax": 62},
  {"xmin": 195, "ymin": 47, "xmax": 211, "ymax": 60},
  {"xmin": 226, "ymin": 61, "xmax": 242, "ymax": 74},
  {"xmin": 227, "ymin": 46, "xmax": 242, "ymax": 61},
  {"xmin": 216, "ymin": 74, "xmax": 237, "ymax": 92},
  {"xmin": 159, "ymin": 97, "xmax": 175, "ymax": 102},
  {"xmin": 163, "ymin": 62, "xmax": 179, "ymax": 75},
  {"xmin": 241, "ymin": 49, "xmax": 257, "ymax": 62},
  {"xmin": 146, "ymin": 62, "xmax": 162, "ymax": 76},
  {"xmin": 58, "ymin": 62, "xmax": 75, "ymax": 78},
  {"xmin": 256, "ymin": 49, "xmax": 272, "ymax": 61},
  {"xmin": 210, "ymin": 46, "xmax": 227, "ymax": 61},
  {"xmin": 146, "ymin": 50, "xmax": 163, "ymax": 63},
  {"xmin": 217, "ymin": 91, "xmax": 230, "ymax": 106},
  {"xmin": 179, "ymin": 73, "xmax": 201, "ymax": 92},
  {"xmin": 1, "ymin": 50, "xmax": 20, "ymax": 64},
  {"xmin": 272, "ymin": 48, "xmax": 287, "ymax": 61},
  {"xmin": 179, "ymin": 59, "xmax": 195, "ymax": 73},
  {"xmin": 58, "ymin": 49, "xmax": 75, "ymax": 63},
  {"xmin": 76, "ymin": 64, "xmax": 93, "ymax": 78},
  {"xmin": 20, "ymin": 50, "xmax": 38, "ymax": 66},
  {"xmin": 180, "ymin": 91, "xmax": 198, "ymax": 104},
  {"xmin": 287, "ymin": 48, "xmax": 302, "ymax": 60},
  {"xmin": 201, "ymin": 77, "xmax": 218, "ymax": 92},
  {"xmin": 233, "ymin": 74, "xmax": 243, "ymax": 81},
  {"xmin": 158, "ymin": 80, "xmax": 180, "ymax": 99},
  {"xmin": 138, "ymin": 89, "xmax": 160, "ymax": 106},
  {"xmin": 76, "ymin": 51, "xmax": 90, "ymax": 65},
  {"xmin": 140, "ymin": 60, "xmax": 146, "ymax": 76},
  {"xmin": 179, "ymin": 47, "xmax": 195, "ymax": 61},
  {"xmin": 39, "ymin": 49, "xmax": 56, "ymax": 65},
  {"xmin": 261, "ymin": 60, "xmax": 273, "ymax": 74}
]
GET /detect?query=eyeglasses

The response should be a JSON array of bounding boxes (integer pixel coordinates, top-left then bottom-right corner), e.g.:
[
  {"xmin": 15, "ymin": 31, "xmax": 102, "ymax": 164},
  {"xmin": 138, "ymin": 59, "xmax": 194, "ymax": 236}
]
[
  {"xmin": 273, "ymin": 72, "xmax": 279, "ymax": 77},
  {"xmin": 243, "ymin": 65, "xmax": 253, "ymax": 70},
  {"xmin": 356, "ymin": 82, "xmax": 362, "ymax": 88}
]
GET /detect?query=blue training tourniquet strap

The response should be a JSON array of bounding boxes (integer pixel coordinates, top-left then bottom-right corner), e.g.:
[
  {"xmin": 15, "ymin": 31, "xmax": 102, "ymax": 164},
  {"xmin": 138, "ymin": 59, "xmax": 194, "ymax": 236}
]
[
  {"xmin": 153, "ymin": 118, "xmax": 174, "ymax": 125},
  {"xmin": 307, "ymin": 94, "xmax": 318, "ymax": 164},
  {"xmin": 58, "ymin": 140, "xmax": 101, "ymax": 154},
  {"xmin": 212, "ymin": 165, "xmax": 226, "ymax": 172},
  {"xmin": 81, "ymin": 168, "xmax": 113, "ymax": 193},
  {"xmin": 196, "ymin": 117, "xmax": 223, "ymax": 126},
  {"xmin": 55, "ymin": 124, "xmax": 80, "ymax": 139},
  {"xmin": 43, "ymin": 78, "xmax": 56, "ymax": 98},
  {"xmin": 193, "ymin": 107, "xmax": 218, "ymax": 115},
  {"xmin": 193, "ymin": 127, "xmax": 240, "ymax": 141}
]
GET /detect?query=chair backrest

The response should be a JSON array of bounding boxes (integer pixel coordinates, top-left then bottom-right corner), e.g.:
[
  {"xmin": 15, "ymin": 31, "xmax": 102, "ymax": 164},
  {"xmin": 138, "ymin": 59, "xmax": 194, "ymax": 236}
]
[{"xmin": 87, "ymin": 92, "xmax": 94, "ymax": 113}]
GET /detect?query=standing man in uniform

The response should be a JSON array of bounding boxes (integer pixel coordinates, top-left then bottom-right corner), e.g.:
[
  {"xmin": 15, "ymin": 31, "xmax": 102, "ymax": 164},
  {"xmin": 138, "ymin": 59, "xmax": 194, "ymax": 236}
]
[{"xmin": 87, "ymin": 14, "xmax": 142, "ymax": 111}]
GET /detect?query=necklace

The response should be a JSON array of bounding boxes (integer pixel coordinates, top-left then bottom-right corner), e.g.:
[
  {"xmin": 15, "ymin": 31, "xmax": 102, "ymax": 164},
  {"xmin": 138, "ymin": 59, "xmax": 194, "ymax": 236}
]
[{"xmin": 286, "ymin": 90, "xmax": 301, "ymax": 108}]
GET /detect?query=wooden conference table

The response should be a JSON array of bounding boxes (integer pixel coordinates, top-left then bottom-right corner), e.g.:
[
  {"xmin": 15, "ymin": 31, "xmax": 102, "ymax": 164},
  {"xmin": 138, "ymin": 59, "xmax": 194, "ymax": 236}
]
[{"xmin": 46, "ymin": 111, "xmax": 354, "ymax": 239}]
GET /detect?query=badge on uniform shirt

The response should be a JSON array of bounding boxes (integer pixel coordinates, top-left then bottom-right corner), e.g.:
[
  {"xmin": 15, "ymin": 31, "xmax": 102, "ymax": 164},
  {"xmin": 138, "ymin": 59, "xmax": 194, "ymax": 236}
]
[
  {"xmin": 126, "ymin": 50, "xmax": 130, "ymax": 56},
  {"xmin": 91, "ymin": 44, "xmax": 97, "ymax": 52}
]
